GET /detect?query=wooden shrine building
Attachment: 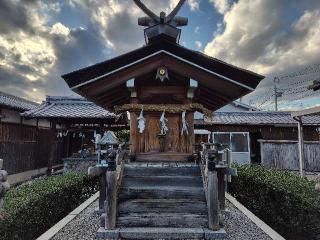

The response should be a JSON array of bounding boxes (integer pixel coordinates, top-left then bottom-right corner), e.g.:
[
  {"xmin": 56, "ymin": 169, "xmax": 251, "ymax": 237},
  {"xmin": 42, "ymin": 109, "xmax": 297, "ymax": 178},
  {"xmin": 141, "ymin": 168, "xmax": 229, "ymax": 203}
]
[
  {"xmin": 61, "ymin": 1, "xmax": 264, "ymax": 239},
  {"xmin": 62, "ymin": 29, "xmax": 263, "ymax": 162}
]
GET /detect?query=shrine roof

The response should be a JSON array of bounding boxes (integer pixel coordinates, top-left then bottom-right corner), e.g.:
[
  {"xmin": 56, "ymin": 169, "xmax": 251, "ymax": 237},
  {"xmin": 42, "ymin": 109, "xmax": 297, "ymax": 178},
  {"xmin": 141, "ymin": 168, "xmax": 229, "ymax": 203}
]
[
  {"xmin": 63, "ymin": 35, "xmax": 263, "ymax": 90},
  {"xmin": 61, "ymin": 35, "xmax": 264, "ymax": 111}
]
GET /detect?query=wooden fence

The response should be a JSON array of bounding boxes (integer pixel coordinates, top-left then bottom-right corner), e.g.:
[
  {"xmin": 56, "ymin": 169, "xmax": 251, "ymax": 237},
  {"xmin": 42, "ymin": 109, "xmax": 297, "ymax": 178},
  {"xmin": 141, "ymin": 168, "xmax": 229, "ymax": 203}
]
[
  {"xmin": 0, "ymin": 123, "xmax": 65, "ymax": 174},
  {"xmin": 259, "ymin": 140, "xmax": 320, "ymax": 172}
]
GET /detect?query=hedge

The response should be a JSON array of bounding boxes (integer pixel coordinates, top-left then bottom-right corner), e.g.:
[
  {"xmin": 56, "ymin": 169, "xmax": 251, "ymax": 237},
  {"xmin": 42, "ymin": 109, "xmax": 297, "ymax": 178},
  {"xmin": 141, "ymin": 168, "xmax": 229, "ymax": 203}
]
[
  {"xmin": 230, "ymin": 164, "xmax": 320, "ymax": 240},
  {"xmin": 0, "ymin": 173, "xmax": 98, "ymax": 240}
]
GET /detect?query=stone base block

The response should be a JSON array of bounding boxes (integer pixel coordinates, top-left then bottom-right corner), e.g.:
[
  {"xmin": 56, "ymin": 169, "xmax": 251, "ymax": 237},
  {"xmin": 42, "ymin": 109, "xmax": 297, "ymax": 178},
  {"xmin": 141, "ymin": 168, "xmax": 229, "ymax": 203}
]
[
  {"xmin": 96, "ymin": 227, "xmax": 227, "ymax": 239},
  {"xmin": 96, "ymin": 227, "xmax": 119, "ymax": 239}
]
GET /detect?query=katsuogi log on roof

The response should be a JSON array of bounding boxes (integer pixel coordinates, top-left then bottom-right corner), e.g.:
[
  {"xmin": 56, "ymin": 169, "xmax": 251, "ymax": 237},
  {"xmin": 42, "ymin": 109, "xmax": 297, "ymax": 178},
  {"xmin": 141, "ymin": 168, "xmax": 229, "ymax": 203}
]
[{"xmin": 62, "ymin": 35, "xmax": 264, "ymax": 112}]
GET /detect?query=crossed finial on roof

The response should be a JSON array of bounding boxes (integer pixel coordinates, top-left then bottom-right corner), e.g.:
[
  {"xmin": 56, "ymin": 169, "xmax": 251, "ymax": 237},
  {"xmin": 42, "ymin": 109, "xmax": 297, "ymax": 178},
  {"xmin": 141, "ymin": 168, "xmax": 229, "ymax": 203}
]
[{"xmin": 134, "ymin": 0, "xmax": 188, "ymax": 27}]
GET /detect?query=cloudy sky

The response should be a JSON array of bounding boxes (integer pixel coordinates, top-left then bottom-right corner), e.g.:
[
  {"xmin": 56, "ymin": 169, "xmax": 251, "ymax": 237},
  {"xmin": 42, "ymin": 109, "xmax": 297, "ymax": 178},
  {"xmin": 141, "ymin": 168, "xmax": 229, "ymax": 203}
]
[{"xmin": 0, "ymin": 0, "xmax": 320, "ymax": 110}]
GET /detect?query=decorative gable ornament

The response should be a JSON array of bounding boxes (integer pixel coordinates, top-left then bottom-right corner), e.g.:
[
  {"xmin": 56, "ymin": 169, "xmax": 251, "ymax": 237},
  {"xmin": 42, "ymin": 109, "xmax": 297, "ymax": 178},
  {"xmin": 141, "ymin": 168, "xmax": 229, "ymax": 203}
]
[{"xmin": 156, "ymin": 66, "xmax": 169, "ymax": 82}]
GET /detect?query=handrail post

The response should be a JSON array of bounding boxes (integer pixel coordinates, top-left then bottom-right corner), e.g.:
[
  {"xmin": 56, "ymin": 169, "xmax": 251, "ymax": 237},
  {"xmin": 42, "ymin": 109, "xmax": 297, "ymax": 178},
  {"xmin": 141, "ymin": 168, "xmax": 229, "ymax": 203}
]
[
  {"xmin": 99, "ymin": 167, "xmax": 107, "ymax": 212},
  {"xmin": 207, "ymin": 151, "xmax": 220, "ymax": 230},
  {"xmin": 217, "ymin": 169, "xmax": 225, "ymax": 211},
  {"xmin": 105, "ymin": 151, "xmax": 117, "ymax": 230}
]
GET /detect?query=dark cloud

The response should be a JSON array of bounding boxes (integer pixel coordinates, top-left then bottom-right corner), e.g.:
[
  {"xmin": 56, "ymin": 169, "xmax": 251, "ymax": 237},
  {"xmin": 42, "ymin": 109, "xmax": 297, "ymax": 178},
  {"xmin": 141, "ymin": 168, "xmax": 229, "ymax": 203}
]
[
  {"xmin": 0, "ymin": 67, "xmax": 45, "ymax": 90},
  {"xmin": 0, "ymin": 0, "xmax": 40, "ymax": 34}
]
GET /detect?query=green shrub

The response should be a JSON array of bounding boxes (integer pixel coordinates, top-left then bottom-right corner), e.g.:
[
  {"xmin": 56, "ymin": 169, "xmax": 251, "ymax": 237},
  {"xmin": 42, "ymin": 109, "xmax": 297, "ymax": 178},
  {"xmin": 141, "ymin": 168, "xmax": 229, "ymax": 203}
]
[
  {"xmin": 115, "ymin": 129, "xmax": 130, "ymax": 143},
  {"xmin": 230, "ymin": 164, "xmax": 320, "ymax": 239},
  {"xmin": 0, "ymin": 173, "xmax": 98, "ymax": 240}
]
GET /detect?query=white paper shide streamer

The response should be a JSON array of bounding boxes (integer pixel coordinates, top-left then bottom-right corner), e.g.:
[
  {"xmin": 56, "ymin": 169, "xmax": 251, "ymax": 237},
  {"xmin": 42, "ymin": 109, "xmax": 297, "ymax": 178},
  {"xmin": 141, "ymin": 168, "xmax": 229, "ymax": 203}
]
[
  {"xmin": 181, "ymin": 110, "xmax": 189, "ymax": 135},
  {"xmin": 137, "ymin": 109, "xmax": 146, "ymax": 133},
  {"xmin": 160, "ymin": 111, "xmax": 169, "ymax": 135}
]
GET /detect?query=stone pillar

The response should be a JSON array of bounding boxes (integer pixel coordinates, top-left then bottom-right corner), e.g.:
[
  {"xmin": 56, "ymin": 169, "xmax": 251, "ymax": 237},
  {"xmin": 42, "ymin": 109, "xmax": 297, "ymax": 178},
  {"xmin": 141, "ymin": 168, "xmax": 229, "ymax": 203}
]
[{"xmin": 0, "ymin": 159, "xmax": 10, "ymax": 207}]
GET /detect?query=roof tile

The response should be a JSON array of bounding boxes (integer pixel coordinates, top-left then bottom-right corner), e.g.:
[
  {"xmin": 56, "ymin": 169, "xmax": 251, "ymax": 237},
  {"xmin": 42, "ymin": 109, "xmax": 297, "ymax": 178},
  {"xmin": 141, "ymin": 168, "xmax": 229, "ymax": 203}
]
[
  {"xmin": 21, "ymin": 96, "xmax": 116, "ymax": 119},
  {"xmin": 0, "ymin": 91, "xmax": 38, "ymax": 111}
]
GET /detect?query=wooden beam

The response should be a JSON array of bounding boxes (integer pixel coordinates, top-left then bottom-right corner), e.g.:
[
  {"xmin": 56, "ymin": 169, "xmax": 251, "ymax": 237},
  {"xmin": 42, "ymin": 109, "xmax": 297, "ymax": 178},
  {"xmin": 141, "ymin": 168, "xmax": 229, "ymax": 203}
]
[
  {"xmin": 104, "ymin": 97, "xmax": 130, "ymax": 110},
  {"xmin": 95, "ymin": 86, "xmax": 129, "ymax": 102},
  {"xmin": 99, "ymin": 94, "xmax": 128, "ymax": 106},
  {"xmin": 74, "ymin": 54, "xmax": 251, "ymax": 112},
  {"xmin": 161, "ymin": 56, "xmax": 246, "ymax": 95},
  {"xmin": 79, "ymin": 57, "xmax": 163, "ymax": 96},
  {"xmin": 198, "ymin": 86, "xmax": 232, "ymax": 103}
]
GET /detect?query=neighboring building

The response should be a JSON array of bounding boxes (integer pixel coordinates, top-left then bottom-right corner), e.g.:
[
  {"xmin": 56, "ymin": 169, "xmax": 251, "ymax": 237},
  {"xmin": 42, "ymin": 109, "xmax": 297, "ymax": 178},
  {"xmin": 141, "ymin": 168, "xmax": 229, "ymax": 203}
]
[
  {"xmin": 0, "ymin": 91, "xmax": 39, "ymax": 125},
  {"xmin": 0, "ymin": 92, "xmax": 53, "ymax": 184},
  {"xmin": 195, "ymin": 110, "xmax": 320, "ymax": 171},
  {"xmin": 216, "ymin": 100, "xmax": 260, "ymax": 112},
  {"xmin": 22, "ymin": 96, "xmax": 128, "ymax": 157}
]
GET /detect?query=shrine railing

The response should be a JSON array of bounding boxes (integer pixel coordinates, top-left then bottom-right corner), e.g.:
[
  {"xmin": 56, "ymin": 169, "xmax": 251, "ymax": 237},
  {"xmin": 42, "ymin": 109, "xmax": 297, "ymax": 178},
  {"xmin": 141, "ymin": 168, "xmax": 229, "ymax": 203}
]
[
  {"xmin": 88, "ymin": 142, "xmax": 129, "ymax": 229},
  {"xmin": 199, "ymin": 143, "xmax": 237, "ymax": 230}
]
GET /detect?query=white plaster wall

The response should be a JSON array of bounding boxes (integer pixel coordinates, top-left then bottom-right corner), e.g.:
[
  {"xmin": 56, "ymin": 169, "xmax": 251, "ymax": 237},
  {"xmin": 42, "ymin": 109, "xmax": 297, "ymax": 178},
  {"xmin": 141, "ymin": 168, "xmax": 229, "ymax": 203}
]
[{"xmin": 1, "ymin": 108, "xmax": 51, "ymax": 128}]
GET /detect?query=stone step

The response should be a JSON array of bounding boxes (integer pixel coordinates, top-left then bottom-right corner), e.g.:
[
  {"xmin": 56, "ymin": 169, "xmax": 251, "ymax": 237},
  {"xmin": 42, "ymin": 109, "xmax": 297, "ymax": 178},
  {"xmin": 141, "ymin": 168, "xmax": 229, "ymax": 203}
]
[
  {"xmin": 96, "ymin": 227, "xmax": 227, "ymax": 239},
  {"xmin": 124, "ymin": 165, "xmax": 201, "ymax": 177},
  {"xmin": 117, "ymin": 213, "xmax": 208, "ymax": 228},
  {"xmin": 122, "ymin": 175, "xmax": 203, "ymax": 188},
  {"xmin": 119, "ymin": 186, "xmax": 206, "ymax": 201},
  {"xmin": 118, "ymin": 199, "xmax": 207, "ymax": 215},
  {"xmin": 135, "ymin": 153, "xmax": 191, "ymax": 162}
]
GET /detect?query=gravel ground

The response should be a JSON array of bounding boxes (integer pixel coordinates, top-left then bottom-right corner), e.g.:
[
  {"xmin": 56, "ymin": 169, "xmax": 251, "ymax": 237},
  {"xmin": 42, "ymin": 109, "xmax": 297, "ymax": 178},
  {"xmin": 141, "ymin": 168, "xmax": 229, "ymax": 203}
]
[
  {"xmin": 224, "ymin": 201, "xmax": 272, "ymax": 240},
  {"xmin": 52, "ymin": 198, "xmax": 272, "ymax": 240}
]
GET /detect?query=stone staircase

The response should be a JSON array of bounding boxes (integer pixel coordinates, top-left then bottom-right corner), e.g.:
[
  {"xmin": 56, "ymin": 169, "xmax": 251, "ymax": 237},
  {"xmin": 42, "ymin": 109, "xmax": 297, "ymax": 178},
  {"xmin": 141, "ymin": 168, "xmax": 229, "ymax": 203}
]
[{"xmin": 97, "ymin": 163, "xmax": 226, "ymax": 239}]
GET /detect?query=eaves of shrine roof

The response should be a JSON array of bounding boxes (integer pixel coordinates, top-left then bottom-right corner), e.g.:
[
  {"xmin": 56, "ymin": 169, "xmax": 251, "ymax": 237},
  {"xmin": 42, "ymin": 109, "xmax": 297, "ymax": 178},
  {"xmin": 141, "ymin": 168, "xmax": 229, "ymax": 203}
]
[{"xmin": 62, "ymin": 35, "xmax": 264, "ymax": 91}]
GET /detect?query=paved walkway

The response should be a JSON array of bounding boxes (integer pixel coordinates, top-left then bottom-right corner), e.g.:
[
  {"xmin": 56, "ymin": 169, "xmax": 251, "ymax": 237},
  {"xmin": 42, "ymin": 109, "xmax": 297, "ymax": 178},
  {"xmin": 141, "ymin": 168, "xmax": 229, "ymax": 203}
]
[{"xmin": 51, "ymin": 199, "xmax": 272, "ymax": 240}]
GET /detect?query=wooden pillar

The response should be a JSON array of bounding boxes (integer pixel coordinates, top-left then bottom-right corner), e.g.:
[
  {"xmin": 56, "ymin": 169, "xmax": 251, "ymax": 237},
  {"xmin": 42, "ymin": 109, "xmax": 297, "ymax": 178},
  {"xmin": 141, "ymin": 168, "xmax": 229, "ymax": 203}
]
[
  {"xmin": 99, "ymin": 167, "xmax": 107, "ymax": 212},
  {"xmin": 297, "ymin": 117, "xmax": 305, "ymax": 177},
  {"xmin": 104, "ymin": 160, "xmax": 117, "ymax": 229},
  {"xmin": 207, "ymin": 170, "xmax": 220, "ymax": 230},
  {"xmin": 48, "ymin": 121, "xmax": 56, "ymax": 176},
  {"xmin": 217, "ymin": 169, "xmax": 225, "ymax": 211}
]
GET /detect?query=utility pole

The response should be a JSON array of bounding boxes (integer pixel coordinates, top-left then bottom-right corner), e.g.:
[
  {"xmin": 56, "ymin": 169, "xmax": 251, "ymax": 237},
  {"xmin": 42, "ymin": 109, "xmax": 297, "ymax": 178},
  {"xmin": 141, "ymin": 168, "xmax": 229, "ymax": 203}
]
[{"xmin": 273, "ymin": 77, "xmax": 283, "ymax": 111}]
